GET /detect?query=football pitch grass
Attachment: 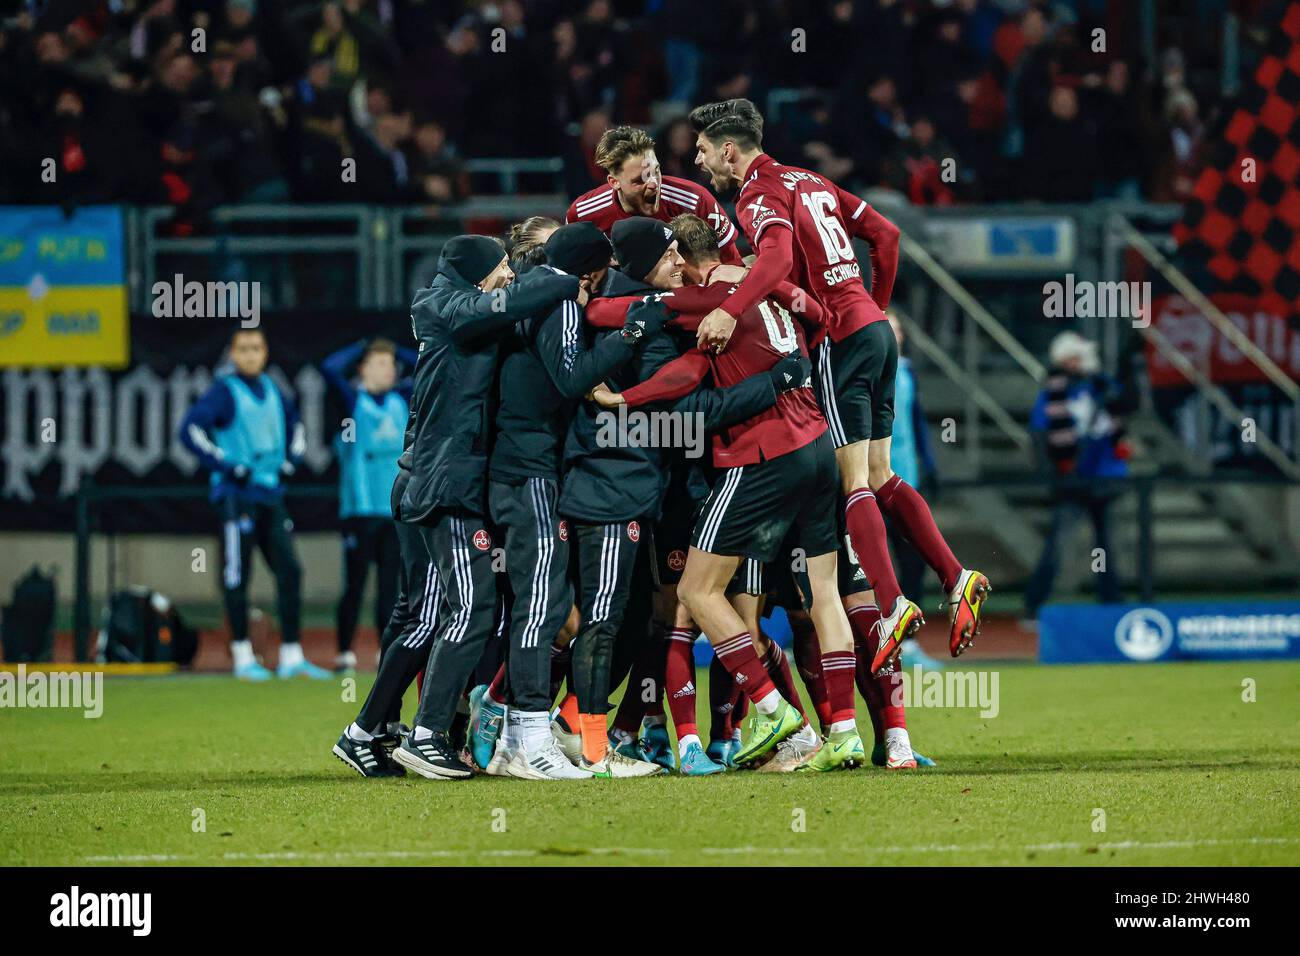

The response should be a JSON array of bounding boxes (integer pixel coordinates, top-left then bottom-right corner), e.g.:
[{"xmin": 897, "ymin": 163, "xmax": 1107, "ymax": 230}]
[{"xmin": 3, "ymin": 660, "xmax": 1298, "ymax": 867}]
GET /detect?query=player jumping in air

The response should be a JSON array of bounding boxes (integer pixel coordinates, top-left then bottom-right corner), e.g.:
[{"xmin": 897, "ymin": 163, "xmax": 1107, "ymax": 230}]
[{"xmin": 687, "ymin": 98, "xmax": 991, "ymax": 673}]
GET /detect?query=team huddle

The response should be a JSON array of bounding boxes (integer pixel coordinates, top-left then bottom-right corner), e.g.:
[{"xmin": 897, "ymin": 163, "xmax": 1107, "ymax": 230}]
[{"xmin": 331, "ymin": 98, "xmax": 992, "ymax": 780}]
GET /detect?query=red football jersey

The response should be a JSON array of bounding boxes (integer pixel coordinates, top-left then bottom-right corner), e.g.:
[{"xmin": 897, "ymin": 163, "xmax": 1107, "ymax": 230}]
[
  {"xmin": 735, "ymin": 153, "xmax": 895, "ymax": 341},
  {"xmin": 567, "ymin": 175, "xmax": 742, "ymax": 264},
  {"xmin": 621, "ymin": 282, "xmax": 826, "ymax": 467}
]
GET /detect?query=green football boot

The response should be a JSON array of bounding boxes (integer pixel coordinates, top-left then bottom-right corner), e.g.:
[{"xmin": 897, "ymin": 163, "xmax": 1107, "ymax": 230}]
[{"xmin": 731, "ymin": 700, "xmax": 803, "ymax": 767}]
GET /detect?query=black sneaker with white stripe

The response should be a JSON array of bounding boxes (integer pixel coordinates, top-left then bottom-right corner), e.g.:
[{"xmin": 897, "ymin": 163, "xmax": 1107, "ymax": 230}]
[
  {"xmin": 333, "ymin": 730, "xmax": 404, "ymax": 778},
  {"xmin": 393, "ymin": 730, "xmax": 474, "ymax": 780}
]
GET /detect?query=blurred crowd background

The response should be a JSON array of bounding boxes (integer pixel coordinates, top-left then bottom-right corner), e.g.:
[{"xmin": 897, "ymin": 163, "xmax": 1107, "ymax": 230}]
[{"xmin": 0, "ymin": 0, "xmax": 1276, "ymax": 221}]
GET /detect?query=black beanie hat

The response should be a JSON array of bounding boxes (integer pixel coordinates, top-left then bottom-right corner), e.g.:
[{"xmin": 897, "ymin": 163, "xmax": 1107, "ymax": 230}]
[
  {"xmin": 441, "ymin": 234, "xmax": 507, "ymax": 286},
  {"xmin": 611, "ymin": 217, "xmax": 674, "ymax": 282},
  {"xmin": 543, "ymin": 222, "xmax": 613, "ymax": 276}
]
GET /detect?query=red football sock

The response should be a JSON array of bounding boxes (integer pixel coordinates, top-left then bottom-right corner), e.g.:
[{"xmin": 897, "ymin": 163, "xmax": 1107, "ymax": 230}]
[
  {"xmin": 712, "ymin": 632, "xmax": 776, "ymax": 705},
  {"xmin": 875, "ymin": 474, "xmax": 962, "ymax": 593},
  {"xmin": 875, "ymin": 667, "xmax": 907, "ymax": 731},
  {"xmin": 708, "ymin": 653, "xmax": 733, "ymax": 740},
  {"xmin": 665, "ymin": 627, "xmax": 699, "ymax": 738},
  {"xmin": 820, "ymin": 650, "xmax": 857, "ymax": 726},
  {"xmin": 848, "ymin": 603, "xmax": 886, "ymax": 743},
  {"xmin": 843, "ymin": 489, "xmax": 903, "ymax": 612},
  {"xmin": 790, "ymin": 619, "xmax": 832, "ymax": 733},
  {"xmin": 487, "ymin": 661, "xmax": 508, "ymax": 704},
  {"xmin": 762, "ymin": 642, "xmax": 806, "ymax": 721},
  {"xmin": 730, "ymin": 685, "xmax": 749, "ymax": 731}
]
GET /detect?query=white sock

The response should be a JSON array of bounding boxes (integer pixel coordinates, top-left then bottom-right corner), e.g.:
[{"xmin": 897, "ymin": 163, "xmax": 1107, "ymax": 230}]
[
  {"xmin": 829, "ymin": 719, "xmax": 856, "ymax": 735},
  {"xmin": 231, "ymin": 640, "xmax": 255, "ymax": 669},
  {"xmin": 412, "ymin": 725, "xmax": 432, "ymax": 742},
  {"xmin": 754, "ymin": 689, "xmax": 782, "ymax": 716},
  {"xmin": 516, "ymin": 710, "xmax": 552, "ymax": 751},
  {"xmin": 794, "ymin": 724, "xmax": 818, "ymax": 745},
  {"xmin": 885, "ymin": 726, "xmax": 911, "ymax": 748},
  {"xmin": 504, "ymin": 710, "xmax": 523, "ymax": 749},
  {"xmin": 279, "ymin": 642, "xmax": 303, "ymax": 668},
  {"xmin": 347, "ymin": 722, "xmax": 373, "ymax": 742},
  {"xmin": 678, "ymin": 733, "xmax": 701, "ymax": 757},
  {"xmin": 484, "ymin": 686, "xmax": 505, "ymax": 707}
]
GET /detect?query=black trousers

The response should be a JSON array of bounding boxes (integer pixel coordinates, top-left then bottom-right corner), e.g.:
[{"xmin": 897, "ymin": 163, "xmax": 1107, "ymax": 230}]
[
  {"xmin": 570, "ymin": 519, "xmax": 643, "ymax": 715},
  {"xmin": 356, "ymin": 520, "xmax": 441, "ymax": 733},
  {"xmin": 412, "ymin": 510, "xmax": 501, "ymax": 733},
  {"xmin": 1025, "ymin": 486, "xmax": 1122, "ymax": 615},
  {"xmin": 489, "ymin": 478, "xmax": 573, "ymax": 711},
  {"xmin": 218, "ymin": 498, "xmax": 302, "ymax": 644},
  {"xmin": 336, "ymin": 516, "xmax": 401, "ymax": 653}
]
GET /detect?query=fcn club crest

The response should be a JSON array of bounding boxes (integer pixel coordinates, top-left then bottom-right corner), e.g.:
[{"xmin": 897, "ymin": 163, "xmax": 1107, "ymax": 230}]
[
  {"xmin": 472, "ymin": 529, "xmax": 492, "ymax": 551},
  {"xmin": 558, "ymin": 520, "xmax": 569, "ymax": 542},
  {"xmin": 627, "ymin": 521, "xmax": 640, "ymax": 542},
  {"xmin": 667, "ymin": 549, "xmax": 686, "ymax": 572}
]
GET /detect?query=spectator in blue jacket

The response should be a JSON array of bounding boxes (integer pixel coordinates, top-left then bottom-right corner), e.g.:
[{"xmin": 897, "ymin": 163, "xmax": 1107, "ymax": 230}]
[
  {"xmin": 321, "ymin": 337, "xmax": 417, "ymax": 673},
  {"xmin": 1025, "ymin": 331, "xmax": 1132, "ymax": 619},
  {"xmin": 180, "ymin": 328, "xmax": 329, "ymax": 681}
]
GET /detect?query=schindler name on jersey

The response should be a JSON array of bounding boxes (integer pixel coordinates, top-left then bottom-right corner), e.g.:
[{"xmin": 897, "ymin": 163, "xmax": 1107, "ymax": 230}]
[{"xmin": 50, "ymin": 886, "xmax": 152, "ymax": 936}]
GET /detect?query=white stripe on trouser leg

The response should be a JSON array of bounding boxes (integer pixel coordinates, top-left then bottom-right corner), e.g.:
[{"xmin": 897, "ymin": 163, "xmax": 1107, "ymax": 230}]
[
  {"xmin": 592, "ymin": 524, "xmax": 620, "ymax": 623},
  {"xmin": 403, "ymin": 561, "xmax": 438, "ymax": 648},
  {"xmin": 698, "ymin": 467, "xmax": 744, "ymax": 552},
  {"xmin": 818, "ymin": 339, "xmax": 846, "ymax": 447},
  {"xmin": 523, "ymin": 478, "xmax": 553, "ymax": 650},
  {"xmin": 224, "ymin": 521, "xmax": 240, "ymax": 589},
  {"xmin": 444, "ymin": 518, "xmax": 474, "ymax": 644}
]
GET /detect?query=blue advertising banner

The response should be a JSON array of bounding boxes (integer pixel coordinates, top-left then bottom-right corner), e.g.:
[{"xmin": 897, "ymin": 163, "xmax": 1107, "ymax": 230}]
[{"xmin": 1039, "ymin": 601, "xmax": 1300, "ymax": 664}]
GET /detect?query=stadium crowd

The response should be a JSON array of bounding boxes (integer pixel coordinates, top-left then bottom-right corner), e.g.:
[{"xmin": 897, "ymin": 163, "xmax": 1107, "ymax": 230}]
[{"xmin": 0, "ymin": 0, "xmax": 1252, "ymax": 221}]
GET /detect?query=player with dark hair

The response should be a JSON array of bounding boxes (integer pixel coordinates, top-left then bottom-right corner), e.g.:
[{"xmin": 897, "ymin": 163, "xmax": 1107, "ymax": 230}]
[
  {"xmin": 567, "ymin": 125, "xmax": 743, "ymax": 264},
  {"xmin": 180, "ymin": 328, "xmax": 328, "ymax": 682},
  {"xmin": 688, "ymin": 98, "xmax": 991, "ymax": 675},
  {"xmin": 320, "ymin": 337, "xmax": 418, "ymax": 673}
]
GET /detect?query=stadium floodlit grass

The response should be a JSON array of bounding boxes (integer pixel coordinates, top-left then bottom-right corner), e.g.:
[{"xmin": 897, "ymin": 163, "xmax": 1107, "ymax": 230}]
[{"xmin": 2, "ymin": 661, "xmax": 1297, "ymax": 867}]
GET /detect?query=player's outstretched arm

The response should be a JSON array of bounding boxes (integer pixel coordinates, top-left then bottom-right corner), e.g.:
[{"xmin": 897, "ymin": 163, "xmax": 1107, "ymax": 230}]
[
  {"xmin": 697, "ymin": 226, "xmax": 794, "ymax": 351},
  {"xmin": 445, "ymin": 269, "xmax": 579, "ymax": 345},
  {"xmin": 618, "ymin": 350, "xmax": 711, "ymax": 408}
]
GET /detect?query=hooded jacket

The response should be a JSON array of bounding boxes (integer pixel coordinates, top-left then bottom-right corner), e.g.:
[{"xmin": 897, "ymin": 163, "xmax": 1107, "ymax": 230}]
[{"xmin": 398, "ymin": 252, "xmax": 579, "ymax": 522}]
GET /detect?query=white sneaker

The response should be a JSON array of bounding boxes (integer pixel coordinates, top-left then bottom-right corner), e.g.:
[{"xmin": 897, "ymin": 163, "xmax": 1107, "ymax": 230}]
[
  {"xmin": 580, "ymin": 748, "xmax": 666, "ymax": 778},
  {"xmin": 756, "ymin": 733, "xmax": 821, "ymax": 773},
  {"xmin": 551, "ymin": 718, "xmax": 583, "ymax": 763},
  {"xmin": 506, "ymin": 740, "xmax": 594, "ymax": 780},
  {"xmin": 484, "ymin": 737, "xmax": 514, "ymax": 776},
  {"xmin": 334, "ymin": 651, "xmax": 357, "ymax": 673},
  {"xmin": 884, "ymin": 728, "xmax": 918, "ymax": 769}
]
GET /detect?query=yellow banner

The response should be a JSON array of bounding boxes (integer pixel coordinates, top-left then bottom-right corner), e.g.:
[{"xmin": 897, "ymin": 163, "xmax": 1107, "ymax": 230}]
[{"xmin": 0, "ymin": 285, "xmax": 129, "ymax": 368}]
